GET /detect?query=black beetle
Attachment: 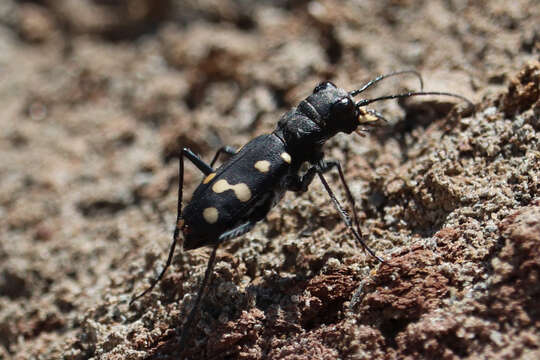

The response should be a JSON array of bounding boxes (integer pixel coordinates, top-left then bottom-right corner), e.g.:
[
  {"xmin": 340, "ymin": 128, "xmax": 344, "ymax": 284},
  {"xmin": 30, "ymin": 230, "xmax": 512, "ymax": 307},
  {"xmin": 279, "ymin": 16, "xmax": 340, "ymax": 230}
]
[{"xmin": 130, "ymin": 71, "xmax": 472, "ymax": 347}]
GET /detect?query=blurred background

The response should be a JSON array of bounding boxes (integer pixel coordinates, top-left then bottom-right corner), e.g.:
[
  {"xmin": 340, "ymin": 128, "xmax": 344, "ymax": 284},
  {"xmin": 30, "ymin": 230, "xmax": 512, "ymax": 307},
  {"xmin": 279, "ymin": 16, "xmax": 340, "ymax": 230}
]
[{"xmin": 0, "ymin": 1, "xmax": 538, "ymax": 359}]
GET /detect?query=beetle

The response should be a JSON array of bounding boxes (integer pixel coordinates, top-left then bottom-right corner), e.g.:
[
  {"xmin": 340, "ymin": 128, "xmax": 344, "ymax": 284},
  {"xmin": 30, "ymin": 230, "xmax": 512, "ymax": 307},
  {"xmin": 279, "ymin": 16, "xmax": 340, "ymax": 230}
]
[{"xmin": 129, "ymin": 71, "xmax": 472, "ymax": 347}]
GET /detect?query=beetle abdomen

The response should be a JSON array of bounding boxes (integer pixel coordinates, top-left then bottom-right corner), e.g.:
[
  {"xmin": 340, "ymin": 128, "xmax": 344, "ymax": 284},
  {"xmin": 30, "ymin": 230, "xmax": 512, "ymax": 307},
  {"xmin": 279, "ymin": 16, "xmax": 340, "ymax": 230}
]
[{"xmin": 182, "ymin": 134, "xmax": 291, "ymax": 249}]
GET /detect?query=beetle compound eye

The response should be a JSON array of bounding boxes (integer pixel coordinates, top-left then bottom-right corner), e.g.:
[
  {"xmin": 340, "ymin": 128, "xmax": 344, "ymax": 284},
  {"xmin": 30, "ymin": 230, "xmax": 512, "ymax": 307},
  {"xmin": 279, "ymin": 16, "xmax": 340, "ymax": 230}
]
[
  {"xmin": 313, "ymin": 81, "xmax": 335, "ymax": 93},
  {"xmin": 331, "ymin": 97, "xmax": 355, "ymax": 116}
]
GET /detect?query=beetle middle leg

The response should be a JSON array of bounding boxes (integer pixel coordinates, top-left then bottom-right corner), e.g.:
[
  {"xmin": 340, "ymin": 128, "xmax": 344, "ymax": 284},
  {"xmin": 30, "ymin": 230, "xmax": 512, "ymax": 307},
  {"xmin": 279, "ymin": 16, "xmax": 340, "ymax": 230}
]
[
  {"xmin": 177, "ymin": 219, "xmax": 257, "ymax": 348},
  {"xmin": 210, "ymin": 145, "xmax": 237, "ymax": 167}
]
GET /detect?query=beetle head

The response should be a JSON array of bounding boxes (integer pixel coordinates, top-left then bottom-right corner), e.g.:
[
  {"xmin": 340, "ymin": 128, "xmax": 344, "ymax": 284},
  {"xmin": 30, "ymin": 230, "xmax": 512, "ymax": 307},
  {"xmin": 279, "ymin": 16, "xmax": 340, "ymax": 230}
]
[{"xmin": 307, "ymin": 81, "xmax": 362, "ymax": 134}]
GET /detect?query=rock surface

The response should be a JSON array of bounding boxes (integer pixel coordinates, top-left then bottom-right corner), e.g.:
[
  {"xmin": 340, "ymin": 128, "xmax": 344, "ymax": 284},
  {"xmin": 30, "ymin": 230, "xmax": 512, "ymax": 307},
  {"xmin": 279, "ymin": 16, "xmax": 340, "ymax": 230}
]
[{"xmin": 0, "ymin": 1, "xmax": 539, "ymax": 359}]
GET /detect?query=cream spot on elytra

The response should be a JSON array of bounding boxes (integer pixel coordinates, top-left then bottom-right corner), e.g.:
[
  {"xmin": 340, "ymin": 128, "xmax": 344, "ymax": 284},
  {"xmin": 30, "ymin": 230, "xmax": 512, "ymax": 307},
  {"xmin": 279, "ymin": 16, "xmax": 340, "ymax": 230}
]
[
  {"xmin": 202, "ymin": 207, "xmax": 219, "ymax": 224},
  {"xmin": 281, "ymin": 152, "xmax": 291, "ymax": 164},
  {"xmin": 203, "ymin": 172, "xmax": 216, "ymax": 184},
  {"xmin": 212, "ymin": 179, "xmax": 229, "ymax": 193},
  {"xmin": 234, "ymin": 183, "xmax": 251, "ymax": 202},
  {"xmin": 212, "ymin": 179, "xmax": 252, "ymax": 202},
  {"xmin": 254, "ymin": 160, "xmax": 271, "ymax": 173}
]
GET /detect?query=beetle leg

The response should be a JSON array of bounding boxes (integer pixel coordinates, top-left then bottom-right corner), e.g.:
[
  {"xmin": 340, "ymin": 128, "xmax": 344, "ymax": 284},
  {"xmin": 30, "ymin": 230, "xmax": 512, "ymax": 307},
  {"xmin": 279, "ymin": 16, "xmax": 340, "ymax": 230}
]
[
  {"xmin": 218, "ymin": 221, "xmax": 257, "ymax": 242},
  {"xmin": 291, "ymin": 160, "xmax": 362, "ymax": 245},
  {"xmin": 288, "ymin": 160, "xmax": 369, "ymax": 260},
  {"xmin": 315, "ymin": 168, "xmax": 389, "ymax": 265},
  {"xmin": 316, "ymin": 160, "xmax": 363, "ymax": 244},
  {"xmin": 131, "ymin": 148, "xmax": 203, "ymax": 305},
  {"xmin": 179, "ymin": 242, "xmax": 219, "ymax": 349},
  {"xmin": 286, "ymin": 167, "xmax": 317, "ymax": 193},
  {"xmin": 210, "ymin": 146, "xmax": 237, "ymax": 167},
  {"xmin": 287, "ymin": 160, "xmax": 360, "ymax": 233},
  {"xmin": 183, "ymin": 147, "xmax": 214, "ymax": 175}
]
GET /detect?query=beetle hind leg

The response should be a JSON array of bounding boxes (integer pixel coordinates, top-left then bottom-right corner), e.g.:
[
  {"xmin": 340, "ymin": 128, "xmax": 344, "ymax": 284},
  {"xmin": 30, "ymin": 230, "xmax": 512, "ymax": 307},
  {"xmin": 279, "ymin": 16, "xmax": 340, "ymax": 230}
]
[
  {"xmin": 130, "ymin": 147, "xmax": 214, "ymax": 305},
  {"xmin": 179, "ymin": 243, "xmax": 219, "ymax": 349}
]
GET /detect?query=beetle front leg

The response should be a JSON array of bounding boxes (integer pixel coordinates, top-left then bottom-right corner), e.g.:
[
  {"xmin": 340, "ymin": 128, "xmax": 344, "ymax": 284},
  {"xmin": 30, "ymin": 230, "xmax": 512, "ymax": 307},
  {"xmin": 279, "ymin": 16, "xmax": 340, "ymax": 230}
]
[
  {"xmin": 286, "ymin": 158, "xmax": 339, "ymax": 194},
  {"xmin": 286, "ymin": 167, "xmax": 318, "ymax": 193},
  {"xmin": 315, "ymin": 167, "xmax": 389, "ymax": 265},
  {"xmin": 316, "ymin": 160, "xmax": 362, "ymax": 240},
  {"xmin": 288, "ymin": 159, "xmax": 388, "ymax": 264}
]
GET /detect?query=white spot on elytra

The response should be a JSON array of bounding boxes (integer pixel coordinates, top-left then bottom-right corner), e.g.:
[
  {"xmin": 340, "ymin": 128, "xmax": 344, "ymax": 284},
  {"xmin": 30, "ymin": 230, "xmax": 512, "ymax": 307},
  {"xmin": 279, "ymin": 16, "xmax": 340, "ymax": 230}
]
[
  {"xmin": 203, "ymin": 207, "xmax": 219, "ymax": 224},
  {"xmin": 281, "ymin": 152, "xmax": 291, "ymax": 164},
  {"xmin": 254, "ymin": 160, "xmax": 271, "ymax": 173},
  {"xmin": 212, "ymin": 179, "xmax": 252, "ymax": 202}
]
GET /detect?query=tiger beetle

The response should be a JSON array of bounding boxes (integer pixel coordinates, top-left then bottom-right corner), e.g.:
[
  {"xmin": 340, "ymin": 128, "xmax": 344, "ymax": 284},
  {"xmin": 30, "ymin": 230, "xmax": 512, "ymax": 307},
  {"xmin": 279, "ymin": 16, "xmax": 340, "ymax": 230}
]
[{"xmin": 130, "ymin": 70, "xmax": 473, "ymax": 347}]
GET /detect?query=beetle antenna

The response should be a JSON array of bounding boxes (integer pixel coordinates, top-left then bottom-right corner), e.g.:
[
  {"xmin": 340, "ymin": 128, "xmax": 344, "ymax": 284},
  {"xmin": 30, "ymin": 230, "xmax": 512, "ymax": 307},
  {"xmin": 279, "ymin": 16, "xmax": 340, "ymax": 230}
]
[
  {"xmin": 349, "ymin": 70, "xmax": 424, "ymax": 97},
  {"xmin": 356, "ymin": 91, "xmax": 474, "ymax": 109}
]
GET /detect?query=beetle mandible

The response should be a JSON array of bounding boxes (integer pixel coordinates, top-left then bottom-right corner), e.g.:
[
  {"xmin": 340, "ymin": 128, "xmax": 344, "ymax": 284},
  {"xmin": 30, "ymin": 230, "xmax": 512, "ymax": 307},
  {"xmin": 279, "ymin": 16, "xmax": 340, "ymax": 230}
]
[{"xmin": 130, "ymin": 70, "xmax": 473, "ymax": 347}]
